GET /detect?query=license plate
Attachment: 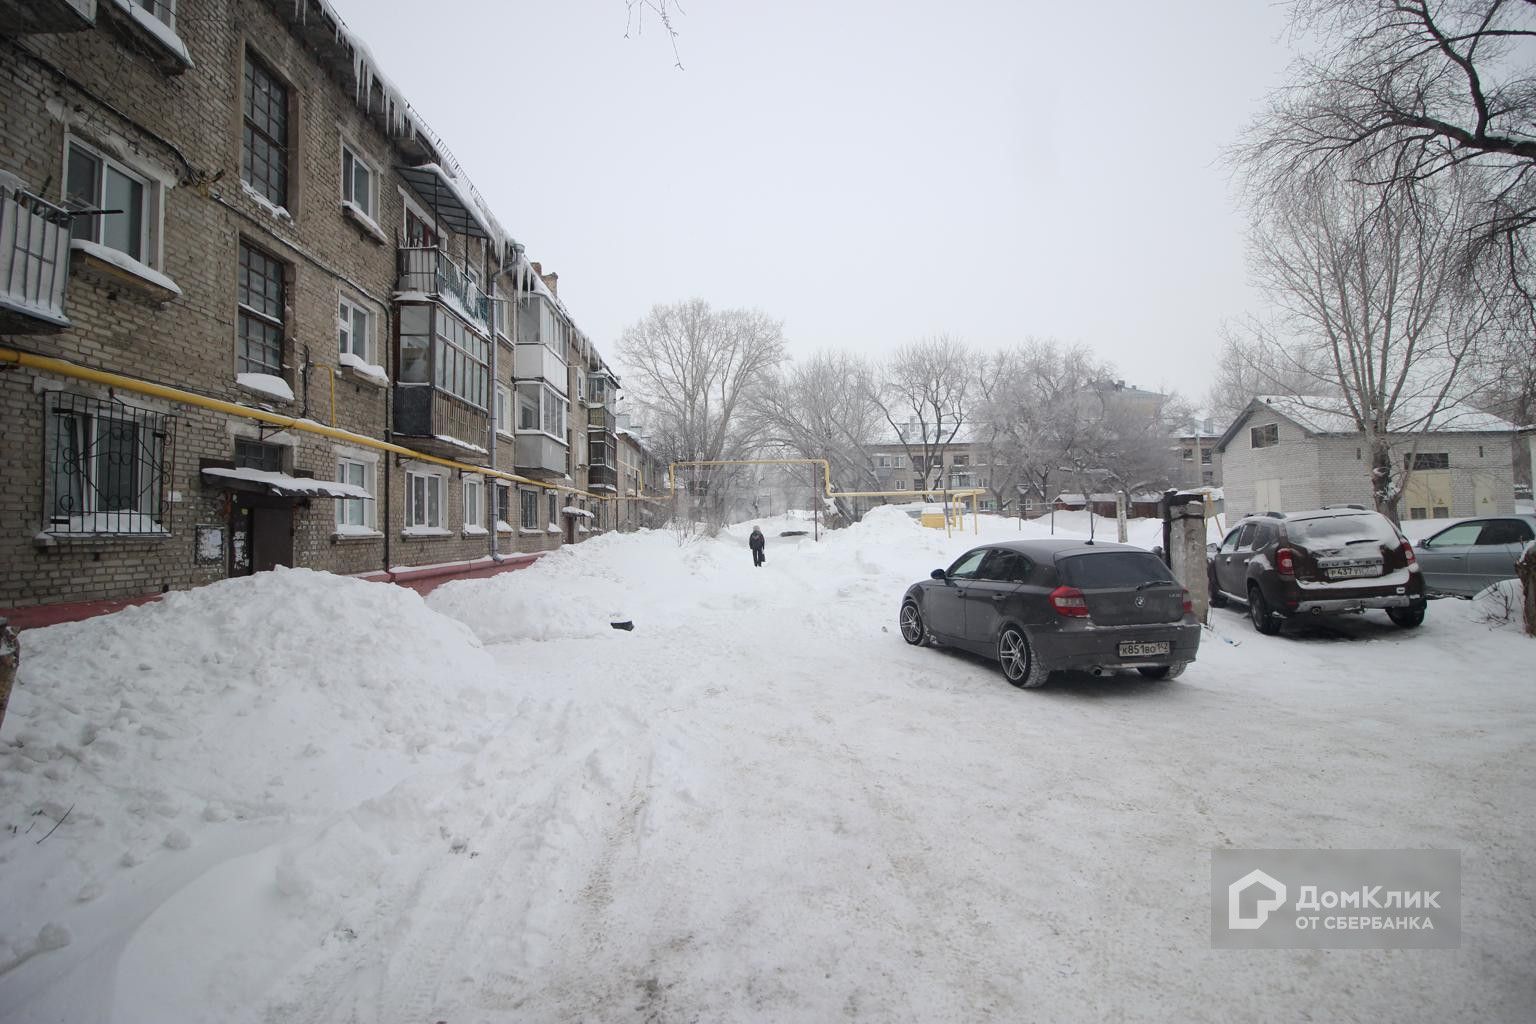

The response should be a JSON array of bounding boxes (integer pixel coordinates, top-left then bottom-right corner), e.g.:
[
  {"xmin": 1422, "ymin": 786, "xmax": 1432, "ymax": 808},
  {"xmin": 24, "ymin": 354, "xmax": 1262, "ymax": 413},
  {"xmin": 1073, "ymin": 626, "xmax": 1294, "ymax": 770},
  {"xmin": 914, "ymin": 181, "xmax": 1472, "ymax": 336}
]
[
  {"xmin": 1118, "ymin": 641, "xmax": 1170, "ymax": 657},
  {"xmin": 1326, "ymin": 565, "xmax": 1378, "ymax": 579}
]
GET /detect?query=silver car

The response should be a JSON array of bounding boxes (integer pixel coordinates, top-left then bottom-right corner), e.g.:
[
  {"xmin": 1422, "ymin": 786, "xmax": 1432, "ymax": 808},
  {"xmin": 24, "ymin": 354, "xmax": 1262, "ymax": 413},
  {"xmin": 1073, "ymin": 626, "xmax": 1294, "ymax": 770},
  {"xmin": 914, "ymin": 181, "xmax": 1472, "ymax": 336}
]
[{"xmin": 1414, "ymin": 515, "xmax": 1536, "ymax": 596}]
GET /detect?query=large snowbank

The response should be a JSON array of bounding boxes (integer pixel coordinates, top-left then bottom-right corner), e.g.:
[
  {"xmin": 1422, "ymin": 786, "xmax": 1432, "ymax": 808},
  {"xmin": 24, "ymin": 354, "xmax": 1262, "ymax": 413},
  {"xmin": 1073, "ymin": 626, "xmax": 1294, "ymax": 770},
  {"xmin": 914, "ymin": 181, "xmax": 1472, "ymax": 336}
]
[{"xmin": 0, "ymin": 569, "xmax": 498, "ymax": 1015}]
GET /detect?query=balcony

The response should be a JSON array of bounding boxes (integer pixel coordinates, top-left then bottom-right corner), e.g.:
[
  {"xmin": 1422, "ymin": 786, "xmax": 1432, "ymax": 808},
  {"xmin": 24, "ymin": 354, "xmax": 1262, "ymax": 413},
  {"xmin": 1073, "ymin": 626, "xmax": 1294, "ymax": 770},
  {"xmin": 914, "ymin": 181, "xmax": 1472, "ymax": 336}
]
[
  {"xmin": 515, "ymin": 432, "xmax": 568, "ymax": 477},
  {"xmin": 392, "ymin": 385, "xmax": 490, "ymax": 465},
  {"xmin": 0, "ymin": 183, "xmax": 72, "ymax": 332},
  {"xmin": 585, "ymin": 374, "xmax": 616, "ymax": 409},
  {"xmin": 588, "ymin": 463, "xmax": 618, "ymax": 492},
  {"xmin": 586, "ymin": 406, "xmax": 615, "ymax": 433},
  {"xmin": 514, "ymin": 341, "xmax": 567, "ymax": 391},
  {"xmin": 397, "ymin": 246, "xmax": 490, "ymax": 333}
]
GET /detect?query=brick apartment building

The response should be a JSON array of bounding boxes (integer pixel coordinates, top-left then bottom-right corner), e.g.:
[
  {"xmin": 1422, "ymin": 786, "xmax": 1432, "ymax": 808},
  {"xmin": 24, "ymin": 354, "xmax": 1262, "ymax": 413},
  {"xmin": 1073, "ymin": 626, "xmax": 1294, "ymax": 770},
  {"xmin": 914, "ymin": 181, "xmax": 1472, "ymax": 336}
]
[{"xmin": 0, "ymin": 0, "xmax": 630, "ymax": 618}]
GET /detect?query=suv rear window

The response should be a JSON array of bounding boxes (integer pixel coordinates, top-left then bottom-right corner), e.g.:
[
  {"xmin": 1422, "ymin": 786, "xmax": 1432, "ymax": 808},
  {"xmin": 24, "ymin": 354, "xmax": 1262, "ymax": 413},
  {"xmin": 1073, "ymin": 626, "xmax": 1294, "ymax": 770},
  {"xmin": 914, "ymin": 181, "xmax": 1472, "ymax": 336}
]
[
  {"xmin": 1286, "ymin": 514, "xmax": 1400, "ymax": 549},
  {"xmin": 1058, "ymin": 551, "xmax": 1175, "ymax": 588}
]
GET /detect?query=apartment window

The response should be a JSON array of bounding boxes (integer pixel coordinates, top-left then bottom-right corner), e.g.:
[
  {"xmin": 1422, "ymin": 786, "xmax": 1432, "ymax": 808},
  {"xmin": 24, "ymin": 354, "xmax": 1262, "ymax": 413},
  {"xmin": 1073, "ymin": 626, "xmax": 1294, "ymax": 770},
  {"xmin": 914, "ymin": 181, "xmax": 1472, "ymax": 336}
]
[
  {"xmin": 64, "ymin": 139, "xmax": 154, "ymax": 265},
  {"xmin": 951, "ymin": 454, "xmax": 968, "ymax": 467},
  {"xmin": 1201, "ymin": 448, "xmax": 1213, "ymax": 465},
  {"xmin": 1202, "ymin": 470, "xmax": 1214, "ymax": 485},
  {"xmin": 403, "ymin": 200, "xmax": 438, "ymax": 248},
  {"xmin": 237, "ymin": 241, "xmax": 285, "ymax": 376},
  {"xmin": 406, "ymin": 470, "xmax": 444, "ymax": 529},
  {"xmin": 492, "ymin": 298, "xmax": 509, "ymax": 338},
  {"xmin": 893, "ymin": 456, "xmax": 906, "ymax": 469},
  {"xmin": 495, "ymin": 483, "xmax": 511, "ymax": 528},
  {"xmin": 335, "ymin": 457, "xmax": 372, "ymax": 529},
  {"xmin": 234, "ymin": 438, "xmax": 283, "ymax": 472},
  {"xmin": 433, "ymin": 311, "xmax": 490, "ymax": 408},
  {"xmin": 398, "ymin": 304, "xmax": 430, "ymax": 383},
  {"xmin": 45, "ymin": 393, "xmax": 167, "ymax": 534},
  {"xmin": 242, "ymin": 52, "xmax": 289, "ymax": 207},
  {"xmin": 549, "ymin": 492, "xmax": 559, "ymax": 527},
  {"xmin": 913, "ymin": 478, "xmax": 924, "ymax": 491},
  {"xmin": 1407, "ymin": 452, "xmax": 1450, "ymax": 471},
  {"xmin": 463, "ymin": 476, "xmax": 483, "ymax": 530},
  {"xmin": 340, "ymin": 143, "xmax": 376, "ymax": 220},
  {"xmin": 516, "ymin": 383, "xmax": 566, "ymax": 437},
  {"xmin": 337, "ymin": 296, "xmax": 371, "ymax": 362},
  {"xmin": 895, "ymin": 480, "xmax": 907, "ymax": 490},
  {"xmin": 876, "ymin": 455, "xmax": 890, "ymax": 468},
  {"xmin": 1181, "ymin": 447, "xmax": 1194, "ymax": 461},
  {"xmin": 496, "ymin": 383, "xmax": 513, "ymax": 435},
  {"xmin": 1250, "ymin": 423, "xmax": 1279, "ymax": 449},
  {"xmin": 520, "ymin": 488, "xmax": 539, "ymax": 529}
]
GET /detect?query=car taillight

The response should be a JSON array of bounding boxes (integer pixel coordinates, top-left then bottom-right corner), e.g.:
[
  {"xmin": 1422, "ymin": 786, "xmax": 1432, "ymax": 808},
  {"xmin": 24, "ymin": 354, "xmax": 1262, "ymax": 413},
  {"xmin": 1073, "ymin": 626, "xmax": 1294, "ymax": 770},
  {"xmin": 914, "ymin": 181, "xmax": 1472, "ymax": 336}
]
[
  {"xmin": 1181, "ymin": 589, "xmax": 1193, "ymax": 615},
  {"xmin": 1276, "ymin": 547, "xmax": 1296, "ymax": 576},
  {"xmin": 1049, "ymin": 585, "xmax": 1089, "ymax": 617},
  {"xmin": 1400, "ymin": 540, "xmax": 1417, "ymax": 566}
]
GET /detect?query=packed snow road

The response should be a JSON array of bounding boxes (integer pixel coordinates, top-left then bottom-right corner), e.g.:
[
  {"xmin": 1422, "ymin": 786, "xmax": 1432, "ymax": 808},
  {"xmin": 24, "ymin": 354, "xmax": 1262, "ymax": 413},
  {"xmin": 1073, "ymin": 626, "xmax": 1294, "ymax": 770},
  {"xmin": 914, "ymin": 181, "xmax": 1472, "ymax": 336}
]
[{"xmin": 2, "ymin": 510, "xmax": 1533, "ymax": 1022}]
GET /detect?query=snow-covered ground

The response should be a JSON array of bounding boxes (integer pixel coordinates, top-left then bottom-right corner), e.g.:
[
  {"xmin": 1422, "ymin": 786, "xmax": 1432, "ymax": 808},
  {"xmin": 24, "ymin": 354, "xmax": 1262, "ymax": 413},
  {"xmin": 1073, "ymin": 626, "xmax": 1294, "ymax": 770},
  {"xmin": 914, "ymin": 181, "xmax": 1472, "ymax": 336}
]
[{"xmin": 2, "ymin": 511, "xmax": 1532, "ymax": 1022}]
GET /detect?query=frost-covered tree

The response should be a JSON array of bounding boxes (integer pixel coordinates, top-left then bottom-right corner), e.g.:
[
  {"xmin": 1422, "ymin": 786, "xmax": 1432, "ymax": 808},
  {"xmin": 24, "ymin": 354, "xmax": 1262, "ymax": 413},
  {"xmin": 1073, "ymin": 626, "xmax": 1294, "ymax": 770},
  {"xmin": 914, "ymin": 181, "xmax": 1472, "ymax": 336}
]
[
  {"xmin": 753, "ymin": 351, "xmax": 886, "ymax": 519},
  {"xmin": 1238, "ymin": 167, "xmax": 1491, "ymax": 521},
  {"xmin": 617, "ymin": 299, "xmax": 785, "ymax": 529},
  {"xmin": 869, "ymin": 336, "xmax": 975, "ymax": 494}
]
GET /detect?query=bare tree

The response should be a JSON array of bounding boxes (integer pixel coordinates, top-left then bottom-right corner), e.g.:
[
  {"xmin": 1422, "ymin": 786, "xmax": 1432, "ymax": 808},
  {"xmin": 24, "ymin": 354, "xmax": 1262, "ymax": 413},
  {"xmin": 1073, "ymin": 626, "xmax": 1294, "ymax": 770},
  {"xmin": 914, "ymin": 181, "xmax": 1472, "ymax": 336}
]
[
  {"xmin": 1244, "ymin": 0, "xmax": 1536, "ymax": 256},
  {"xmin": 869, "ymin": 336, "xmax": 975, "ymax": 496},
  {"xmin": 1240, "ymin": 167, "xmax": 1492, "ymax": 520},
  {"xmin": 753, "ymin": 351, "xmax": 887, "ymax": 519},
  {"xmin": 617, "ymin": 299, "xmax": 785, "ymax": 530},
  {"xmin": 1205, "ymin": 325, "xmax": 1329, "ymax": 428}
]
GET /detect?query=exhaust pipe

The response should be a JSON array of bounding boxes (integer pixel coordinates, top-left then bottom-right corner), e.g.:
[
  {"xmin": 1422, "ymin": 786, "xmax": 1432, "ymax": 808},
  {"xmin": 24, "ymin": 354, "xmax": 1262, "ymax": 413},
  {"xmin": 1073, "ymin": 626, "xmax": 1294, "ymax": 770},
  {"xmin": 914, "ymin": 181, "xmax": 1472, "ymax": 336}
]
[{"xmin": 1089, "ymin": 666, "xmax": 1106, "ymax": 677}]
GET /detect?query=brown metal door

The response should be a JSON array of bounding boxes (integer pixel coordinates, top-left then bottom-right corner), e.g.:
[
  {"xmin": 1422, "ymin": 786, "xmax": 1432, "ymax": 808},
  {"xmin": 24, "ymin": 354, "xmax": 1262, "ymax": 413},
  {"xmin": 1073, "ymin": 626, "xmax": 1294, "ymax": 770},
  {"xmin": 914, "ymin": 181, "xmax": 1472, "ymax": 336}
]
[{"xmin": 250, "ymin": 505, "xmax": 293, "ymax": 572}]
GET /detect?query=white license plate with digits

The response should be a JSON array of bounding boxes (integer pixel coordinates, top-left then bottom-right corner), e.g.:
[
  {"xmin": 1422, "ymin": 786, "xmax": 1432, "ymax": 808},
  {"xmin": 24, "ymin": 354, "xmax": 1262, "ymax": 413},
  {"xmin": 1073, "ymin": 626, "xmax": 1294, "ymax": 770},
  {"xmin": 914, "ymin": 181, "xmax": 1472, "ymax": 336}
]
[
  {"xmin": 1326, "ymin": 566, "xmax": 1378, "ymax": 579},
  {"xmin": 1118, "ymin": 641, "xmax": 1170, "ymax": 657}
]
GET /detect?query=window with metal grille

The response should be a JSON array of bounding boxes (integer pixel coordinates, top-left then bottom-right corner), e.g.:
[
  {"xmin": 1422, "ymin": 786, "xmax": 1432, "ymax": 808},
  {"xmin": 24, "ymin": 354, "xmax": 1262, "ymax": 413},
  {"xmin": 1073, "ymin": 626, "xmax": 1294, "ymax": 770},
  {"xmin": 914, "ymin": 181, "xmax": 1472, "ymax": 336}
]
[
  {"xmin": 238, "ymin": 241, "xmax": 284, "ymax": 376},
  {"xmin": 233, "ymin": 438, "xmax": 283, "ymax": 472},
  {"xmin": 242, "ymin": 52, "xmax": 289, "ymax": 207},
  {"xmin": 45, "ymin": 393, "xmax": 170, "ymax": 535}
]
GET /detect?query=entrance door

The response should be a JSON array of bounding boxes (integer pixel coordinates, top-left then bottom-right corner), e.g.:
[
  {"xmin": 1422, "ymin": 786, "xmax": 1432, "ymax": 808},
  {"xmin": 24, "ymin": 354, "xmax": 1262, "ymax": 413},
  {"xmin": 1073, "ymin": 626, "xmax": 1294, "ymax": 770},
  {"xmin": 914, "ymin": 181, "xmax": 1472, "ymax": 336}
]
[
  {"xmin": 1403, "ymin": 470, "xmax": 1452, "ymax": 520},
  {"xmin": 231, "ymin": 496, "xmax": 294, "ymax": 575}
]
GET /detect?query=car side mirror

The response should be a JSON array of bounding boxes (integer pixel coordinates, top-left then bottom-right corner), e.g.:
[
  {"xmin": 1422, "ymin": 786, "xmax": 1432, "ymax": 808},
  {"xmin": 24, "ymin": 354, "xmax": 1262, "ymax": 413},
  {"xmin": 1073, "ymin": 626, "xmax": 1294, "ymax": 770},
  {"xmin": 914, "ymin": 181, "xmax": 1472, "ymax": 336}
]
[
  {"xmin": 1419, "ymin": 538, "xmax": 1432, "ymax": 549},
  {"xmin": 1206, "ymin": 543, "xmax": 1219, "ymax": 556},
  {"xmin": 930, "ymin": 569, "xmax": 947, "ymax": 580}
]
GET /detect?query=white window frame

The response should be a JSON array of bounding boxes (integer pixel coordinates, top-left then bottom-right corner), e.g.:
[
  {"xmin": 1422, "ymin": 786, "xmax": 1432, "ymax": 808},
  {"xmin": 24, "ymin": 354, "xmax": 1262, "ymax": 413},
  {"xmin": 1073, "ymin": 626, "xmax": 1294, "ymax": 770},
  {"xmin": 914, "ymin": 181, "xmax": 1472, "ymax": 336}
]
[
  {"xmin": 340, "ymin": 141, "xmax": 378, "ymax": 223},
  {"xmin": 63, "ymin": 135, "xmax": 162, "ymax": 270},
  {"xmin": 405, "ymin": 468, "xmax": 446, "ymax": 531},
  {"xmin": 462, "ymin": 474, "xmax": 485, "ymax": 533},
  {"xmin": 495, "ymin": 482, "xmax": 513, "ymax": 532},
  {"xmin": 495, "ymin": 382, "xmax": 513, "ymax": 437},
  {"xmin": 337, "ymin": 294, "xmax": 372, "ymax": 363},
  {"xmin": 515, "ymin": 382, "xmax": 567, "ymax": 441},
  {"xmin": 400, "ymin": 189, "xmax": 442, "ymax": 249},
  {"xmin": 334, "ymin": 455, "xmax": 375, "ymax": 531}
]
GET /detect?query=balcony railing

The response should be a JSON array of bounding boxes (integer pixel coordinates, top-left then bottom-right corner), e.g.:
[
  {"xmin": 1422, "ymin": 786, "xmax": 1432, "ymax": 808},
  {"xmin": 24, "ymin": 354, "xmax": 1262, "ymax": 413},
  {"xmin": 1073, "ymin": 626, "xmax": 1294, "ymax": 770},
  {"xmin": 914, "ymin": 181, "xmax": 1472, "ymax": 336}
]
[
  {"xmin": 0, "ymin": 184, "xmax": 72, "ymax": 330},
  {"xmin": 586, "ymin": 406, "xmax": 615, "ymax": 433},
  {"xmin": 397, "ymin": 246, "xmax": 490, "ymax": 331}
]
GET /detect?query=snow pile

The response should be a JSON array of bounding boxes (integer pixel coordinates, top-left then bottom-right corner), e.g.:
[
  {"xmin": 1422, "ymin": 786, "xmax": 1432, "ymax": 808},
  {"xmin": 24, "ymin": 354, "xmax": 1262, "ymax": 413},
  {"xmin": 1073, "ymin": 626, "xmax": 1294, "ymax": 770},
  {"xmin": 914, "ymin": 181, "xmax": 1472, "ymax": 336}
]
[
  {"xmin": 0, "ymin": 568, "xmax": 499, "ymax": 1010},
  {"xmin": 429, "ymin": 529, "xmax": 727, "ymax": 642},
  {"xmin": 1471, "ymin": 577, "xmax": 1527, "ymax": 630}
]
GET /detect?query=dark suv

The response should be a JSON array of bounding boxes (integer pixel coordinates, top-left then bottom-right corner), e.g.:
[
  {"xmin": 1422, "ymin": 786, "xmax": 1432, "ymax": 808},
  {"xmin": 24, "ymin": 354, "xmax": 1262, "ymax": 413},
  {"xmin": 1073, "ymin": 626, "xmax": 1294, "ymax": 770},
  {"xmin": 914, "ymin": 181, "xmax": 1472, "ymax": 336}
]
[{"xmin": 1207, "ymin": 507, "xmax": 1426, "ymax": 634}]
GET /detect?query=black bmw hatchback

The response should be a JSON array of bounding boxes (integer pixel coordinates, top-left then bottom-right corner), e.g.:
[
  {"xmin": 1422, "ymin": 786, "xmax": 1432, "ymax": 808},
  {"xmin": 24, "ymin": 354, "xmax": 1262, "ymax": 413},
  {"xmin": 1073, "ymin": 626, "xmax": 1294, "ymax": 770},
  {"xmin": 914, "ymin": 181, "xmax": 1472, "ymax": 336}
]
[{"xmin": 899, "ymin": 539, "xmax": 1202, "ymax": 688}]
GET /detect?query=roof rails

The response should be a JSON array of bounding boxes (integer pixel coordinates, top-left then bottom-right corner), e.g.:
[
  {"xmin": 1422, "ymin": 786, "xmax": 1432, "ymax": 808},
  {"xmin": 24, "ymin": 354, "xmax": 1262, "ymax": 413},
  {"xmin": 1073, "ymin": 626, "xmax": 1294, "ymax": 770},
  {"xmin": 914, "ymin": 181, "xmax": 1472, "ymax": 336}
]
[
  {"xmin": 1264, "ymin": 510, "xmax": 1285, "ymax": 519},
  {"xmin": 1319, "ymin": 504, "xmax": 1368, "ymax": 511}
]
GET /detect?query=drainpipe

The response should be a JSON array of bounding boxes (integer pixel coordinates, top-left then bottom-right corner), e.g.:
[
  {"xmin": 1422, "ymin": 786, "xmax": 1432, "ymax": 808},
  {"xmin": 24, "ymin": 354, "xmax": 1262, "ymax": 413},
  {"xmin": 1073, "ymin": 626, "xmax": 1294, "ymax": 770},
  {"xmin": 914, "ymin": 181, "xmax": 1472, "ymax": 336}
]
[{"xmin": 487, "ymin": 244, "xmax": 501, "ymax": 564}]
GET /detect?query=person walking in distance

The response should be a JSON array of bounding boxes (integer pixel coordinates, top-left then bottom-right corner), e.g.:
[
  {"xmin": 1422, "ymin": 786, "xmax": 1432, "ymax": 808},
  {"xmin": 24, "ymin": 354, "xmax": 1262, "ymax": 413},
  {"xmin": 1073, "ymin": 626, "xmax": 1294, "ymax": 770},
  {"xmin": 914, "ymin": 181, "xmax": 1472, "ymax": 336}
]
[{"xmin": 749, "ymin": 525, "xmax": 766, "ymax": 567}]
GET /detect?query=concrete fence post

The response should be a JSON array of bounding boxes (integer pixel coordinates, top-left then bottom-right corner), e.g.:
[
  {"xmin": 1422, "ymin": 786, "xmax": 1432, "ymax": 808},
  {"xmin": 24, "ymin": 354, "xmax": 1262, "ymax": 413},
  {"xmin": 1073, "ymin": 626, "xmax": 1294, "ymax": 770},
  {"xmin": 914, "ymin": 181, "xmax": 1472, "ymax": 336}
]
[
  {"xmin": 1517, "ymin": 542, "xmax": 1536, "ymax": 638},
  {"xmin": 1168, "ymin": 499, "xmax": 1209, "ymax": 624}
]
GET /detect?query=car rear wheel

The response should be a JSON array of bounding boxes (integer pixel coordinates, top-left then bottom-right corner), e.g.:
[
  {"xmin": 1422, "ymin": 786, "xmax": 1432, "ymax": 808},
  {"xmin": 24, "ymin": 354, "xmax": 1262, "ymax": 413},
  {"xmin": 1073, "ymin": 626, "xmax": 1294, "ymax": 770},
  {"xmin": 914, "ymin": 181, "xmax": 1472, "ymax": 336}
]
[
  {"xmin": 998, "ymin": 626, "xmax": 1046, "ymax": 688},
  {"xmin": 1137, "ymin": 662, "xmax": 1187, "ymax": 680},
  {"xmin": 1248, "ymin": 584, "xmax": 1283, "ymax": 636},
  {"xmin": 1387, "ymin": 606, "xmax": 1425, "ymax": 628},
  {"xmin": 899, "ymin": 600, "xmax": 928, "ymax": 646}
]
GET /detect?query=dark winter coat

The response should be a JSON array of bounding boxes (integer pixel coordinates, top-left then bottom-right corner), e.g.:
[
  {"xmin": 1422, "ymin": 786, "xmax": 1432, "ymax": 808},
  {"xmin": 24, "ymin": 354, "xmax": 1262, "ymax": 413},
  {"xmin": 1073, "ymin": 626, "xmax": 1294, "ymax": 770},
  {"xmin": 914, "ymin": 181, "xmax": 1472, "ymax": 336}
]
[{"xmin": 749, "ymin": 529, "xmax": 766, "ymax": 552}]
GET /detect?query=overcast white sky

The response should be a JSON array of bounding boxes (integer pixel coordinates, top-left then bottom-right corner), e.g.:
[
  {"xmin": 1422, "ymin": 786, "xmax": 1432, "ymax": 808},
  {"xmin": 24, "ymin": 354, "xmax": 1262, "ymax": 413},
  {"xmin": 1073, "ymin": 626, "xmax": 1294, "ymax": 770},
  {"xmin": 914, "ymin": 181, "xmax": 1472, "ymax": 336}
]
[{"xmin": 330, "ymin": 0, "xmax": 1297, "ymax": 400}]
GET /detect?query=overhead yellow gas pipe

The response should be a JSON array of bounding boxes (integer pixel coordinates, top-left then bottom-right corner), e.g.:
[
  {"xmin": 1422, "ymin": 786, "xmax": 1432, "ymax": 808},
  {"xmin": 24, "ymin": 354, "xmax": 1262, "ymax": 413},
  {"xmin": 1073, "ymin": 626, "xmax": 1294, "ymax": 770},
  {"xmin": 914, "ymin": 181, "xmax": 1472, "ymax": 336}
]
[{"xmin": 0, "ymin": 347, "xmax": 610, "ymax": 501}]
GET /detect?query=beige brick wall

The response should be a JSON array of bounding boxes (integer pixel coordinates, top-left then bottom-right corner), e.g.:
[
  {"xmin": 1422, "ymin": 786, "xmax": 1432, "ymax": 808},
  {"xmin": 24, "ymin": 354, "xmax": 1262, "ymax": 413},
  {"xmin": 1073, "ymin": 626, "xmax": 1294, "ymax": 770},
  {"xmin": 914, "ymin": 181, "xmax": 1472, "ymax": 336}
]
[{"xmin": 0, "ymin": 1, "xmax": 604, "ymax": 609}]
